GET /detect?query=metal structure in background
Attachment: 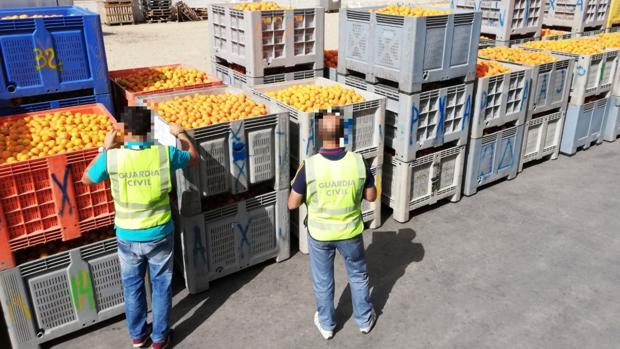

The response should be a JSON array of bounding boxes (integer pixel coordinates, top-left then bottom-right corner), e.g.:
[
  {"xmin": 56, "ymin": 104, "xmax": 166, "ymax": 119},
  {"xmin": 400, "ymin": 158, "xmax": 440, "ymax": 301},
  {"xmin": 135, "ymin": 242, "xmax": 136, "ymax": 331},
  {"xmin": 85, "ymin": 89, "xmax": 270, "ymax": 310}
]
[{"xmin": 0, "ymin": 0, "xmax": 73, "ymax": 8}]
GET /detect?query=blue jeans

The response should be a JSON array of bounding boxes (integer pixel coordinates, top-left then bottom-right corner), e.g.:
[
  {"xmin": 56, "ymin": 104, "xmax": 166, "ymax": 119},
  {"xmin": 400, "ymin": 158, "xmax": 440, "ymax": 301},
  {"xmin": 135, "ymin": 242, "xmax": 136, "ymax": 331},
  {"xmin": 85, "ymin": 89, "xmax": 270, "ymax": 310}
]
[
  {"xmin": 308, "ymin": 234, "xmax": 374, "ymax": 331},
  {"xmin": 117, "ymin": 234, "xmax": 174, "ymax": 343}
]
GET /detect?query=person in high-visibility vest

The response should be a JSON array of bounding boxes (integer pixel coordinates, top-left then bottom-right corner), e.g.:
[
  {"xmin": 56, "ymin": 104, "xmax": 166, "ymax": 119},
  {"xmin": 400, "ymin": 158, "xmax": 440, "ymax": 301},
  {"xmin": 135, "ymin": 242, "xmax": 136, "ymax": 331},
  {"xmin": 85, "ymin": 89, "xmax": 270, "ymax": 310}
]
[
  {"xmin": 82, "ymin": 106, "xmax": 199, "ymax": 349},
  {"xmin": 288, "ymin": 110, "xmax": 378, "ymax": 340}
]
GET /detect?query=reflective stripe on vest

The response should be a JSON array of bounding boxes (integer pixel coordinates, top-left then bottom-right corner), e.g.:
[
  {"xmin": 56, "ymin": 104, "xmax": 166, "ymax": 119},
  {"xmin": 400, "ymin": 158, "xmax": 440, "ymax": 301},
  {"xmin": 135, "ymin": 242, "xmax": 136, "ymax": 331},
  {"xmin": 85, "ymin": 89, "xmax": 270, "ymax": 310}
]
[
  {"xmin": 107, "ymin": 145, "xmax": 172, "ymax": 230},
  {"xmin": 305, "ymin": 151, "xmax": 366, "ymax": 241}
]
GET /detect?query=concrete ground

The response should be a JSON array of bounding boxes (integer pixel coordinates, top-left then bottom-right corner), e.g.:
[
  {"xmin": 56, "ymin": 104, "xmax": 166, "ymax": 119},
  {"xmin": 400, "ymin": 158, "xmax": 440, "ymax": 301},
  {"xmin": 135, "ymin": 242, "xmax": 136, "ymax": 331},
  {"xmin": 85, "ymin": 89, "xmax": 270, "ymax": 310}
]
[{"xmin": 5, "ymin": 12, "xmax": 619, "ymax": 349}]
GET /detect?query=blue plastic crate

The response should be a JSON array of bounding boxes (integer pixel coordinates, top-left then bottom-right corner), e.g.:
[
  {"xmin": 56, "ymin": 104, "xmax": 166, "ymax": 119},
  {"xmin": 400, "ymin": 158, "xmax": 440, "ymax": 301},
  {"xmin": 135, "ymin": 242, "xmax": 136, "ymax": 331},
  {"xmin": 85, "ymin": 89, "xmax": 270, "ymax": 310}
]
[
  {"xmin": 0, "ymin": 6, "xmax": 110, "ymax": 100},
  {"xmin": 0, "ymin": 92, "xmax": 112, "ymax": 116}
]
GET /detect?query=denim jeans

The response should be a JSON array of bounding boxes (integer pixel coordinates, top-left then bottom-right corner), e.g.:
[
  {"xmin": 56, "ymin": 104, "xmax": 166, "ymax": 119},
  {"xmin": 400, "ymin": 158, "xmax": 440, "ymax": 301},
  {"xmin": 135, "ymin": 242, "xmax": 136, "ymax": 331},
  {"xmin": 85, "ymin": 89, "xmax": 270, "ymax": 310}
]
[
  {"xmin": 117, "ymin": 234, "xmax": 174, "ymax": 343},
  {"xmin": 308, "ymin": 233, "xmax": 374, "ymax": 331}
]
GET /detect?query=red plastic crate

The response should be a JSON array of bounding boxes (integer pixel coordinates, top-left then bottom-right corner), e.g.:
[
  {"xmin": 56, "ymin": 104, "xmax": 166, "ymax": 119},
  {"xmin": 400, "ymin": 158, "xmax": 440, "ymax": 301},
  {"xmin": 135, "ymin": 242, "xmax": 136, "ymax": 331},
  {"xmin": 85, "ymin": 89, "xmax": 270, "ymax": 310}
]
[
  {"xmin": 109, "ymin": 64, "xmax": 223, "ymax": 113},
  {"xmin": 0, "ymin": 104, "xmax": 117, "ymax": 270}
]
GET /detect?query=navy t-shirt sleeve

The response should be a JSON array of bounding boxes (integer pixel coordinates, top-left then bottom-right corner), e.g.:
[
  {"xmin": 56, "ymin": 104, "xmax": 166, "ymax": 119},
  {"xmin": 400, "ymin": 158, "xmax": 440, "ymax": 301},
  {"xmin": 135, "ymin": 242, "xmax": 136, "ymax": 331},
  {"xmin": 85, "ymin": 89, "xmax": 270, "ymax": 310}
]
[
  {"xmin": 291, "ymin": 161, "xmax": 306, "ymax": 195},
  {"xmin": 364, "ymin": 158, "xmax": 375, "ymax": 189}
]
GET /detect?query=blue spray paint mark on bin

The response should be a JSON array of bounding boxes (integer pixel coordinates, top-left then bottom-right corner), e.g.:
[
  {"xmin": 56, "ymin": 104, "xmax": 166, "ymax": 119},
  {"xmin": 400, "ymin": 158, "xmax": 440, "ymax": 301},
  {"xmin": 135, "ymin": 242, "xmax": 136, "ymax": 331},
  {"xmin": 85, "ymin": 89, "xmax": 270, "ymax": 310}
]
[
  {"xmin": 51, "ymin": 166, "xmax": 72, "ymax": 217},
  {"xmin": 462, "ymin": 95, "xmax": 471, "ymax": 131},
  {"xmin": 409, "ymin": 104, "xmax": 420, "ymax": 145},
  {"xmin": 521, "ymin": 79, "xmax": 530, "ymax": 112},
  {"xmin": 434, "ymin": 95, "xmax": 447, "ymax": 146},
  {"xmin": 192, "ymin": 225, "xmax": 207, "ymax": 267},
  {"xmin": 237, "ymin": 220, "xmax": 252, "ymax": 259}
]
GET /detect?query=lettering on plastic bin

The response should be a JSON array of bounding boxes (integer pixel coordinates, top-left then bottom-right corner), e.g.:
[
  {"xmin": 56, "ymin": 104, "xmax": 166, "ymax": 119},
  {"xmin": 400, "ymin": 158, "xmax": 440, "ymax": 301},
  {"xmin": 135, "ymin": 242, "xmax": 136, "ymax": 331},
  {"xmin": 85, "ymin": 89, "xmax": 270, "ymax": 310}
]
[
  {"xmin": 521, "ymin": 80, "xmax": 530, "ymax": 112},
  {"xmin": 576, "ymin": 0, "xmax": 583, "ymax": 11},
  {"xmin": 6, "ymin": 294, "xmax": 32, "ymax": 322},
  {"xmin": 462, "ymin": 95, "xmax": 471, "ymax": 131},
  {"xmin": 537, "ymin": 74, "xmax": 549, "ymax": 105},
  {"xmin": 576, "ymin": 65, "xmax": 587, "ymax": 76},
  {"xmin": 51, "ymin": 166, "xmax": 73, "ymax": 217},
  {"xmin": 192, "ymin": 225, "xmax": 207, "ymax": 267},
  {"xmin": 555, "ymin": 70, "xmax": 565, "ymax": 95},
  {"xmin": 548, "ymin": 0, "xmax": 556, "ymax": 10},
  {"xmin": 498, "ymin": 138, "xmax": 514, "ymax": 170},
  {"xmin": 34, "ymin": 47, "xmax": 63, "ymax": 72},
  {"xmin": 230, "ymin": 123, "xmax": 247, "ymax": 179},
  {"xmin": 70, "ymin": 270, "xmax": 95, "ymax": 311},
  {"xmin": 499, "ymin": 11, "xmax": 506, "ymax": 27},
  {"xmin": 236, "ymin": 220, "xmax": 252, "ymax": 259},
  {"xmin": 409, "ymin": 104, "xmax": 420, "ymax": 145}
]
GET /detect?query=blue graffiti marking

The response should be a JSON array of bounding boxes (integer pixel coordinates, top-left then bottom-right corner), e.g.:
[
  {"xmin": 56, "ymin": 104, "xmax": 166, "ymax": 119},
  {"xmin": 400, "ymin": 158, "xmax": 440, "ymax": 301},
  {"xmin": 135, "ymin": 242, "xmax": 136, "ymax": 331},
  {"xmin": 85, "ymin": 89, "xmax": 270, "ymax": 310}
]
[
  {"xmin": 521, "ymin": 79, "xmax": 530, "ymax": 112},
  {"xmin": 409, "ymin": 104, "xmax": 420, "ymax": 145},
  {"xmin": 192, "ymin": 225, "xmax": 207, "ymax": 267},
  {"xmin": 524, "ymin": 0, "xmax": 530, "ymax": 23},
  {"xmin": 576, "ymin": 65, "xmax": 586, "ymax": 76},
  {"xmin": 230, "ymin": 122, "xmax": 243, "ymax": 142},
  {"xmin": 499, "ymin": 138, "xmax": 514, "ymax": 170},
  {"xmin": 576, "ymin": 0, "xmax": 583, "ymax": 11},
  {"xmin": 434, "ymin": 95, "xmax": 447, "ymax": 145},
  {"xmin": 276, "ymin": 129, "xmax": 287, "ymax": 167},
  {"xmin": 305, "ymin": 118, "xmax": 315, "ymax": 155},
  {"xmin": 548, "ymin": 0, "xmax": 556, "ymax": 10},
  {"xmin": 478, "ymin": 143, "xmax": 494, "ymax": 179},
  {"xmin": 538, "ymin": 74, "xmax": 548, "ymax": 102},
  {"xmin": 462, "ymin": 95, "xmax": 471, "ymax": 131},
  {"xmin": 236, "ymin": 220, "xmax": 252, "ymax": 259},
  {"xmin": 556, "ymin": 69, "xmax": 565, "ymax": 95},
  {"xmin": 499, "ymin": 11, "xmax": 505, "ymax": 27},
  {"xmin": 480, "ymin": 91, "xmax": 488, "ymax": 111},
  {"xmin": 343, "ymin": 118, "xmax": 353, "ymax": 146},
  {"xmin": 230, "ymin": 123, "xmax": 247, "ymax": 179},
  {"xmin": 51, "ymin": 166, "xmax": 72, "ymax": 216},
  {"xmin": 378, "ymin": 123, "xmax": 383, "ymax": 138},
  {"xmin": 475, "ymin": 0, "xmax": 481, "ymax": 11}
]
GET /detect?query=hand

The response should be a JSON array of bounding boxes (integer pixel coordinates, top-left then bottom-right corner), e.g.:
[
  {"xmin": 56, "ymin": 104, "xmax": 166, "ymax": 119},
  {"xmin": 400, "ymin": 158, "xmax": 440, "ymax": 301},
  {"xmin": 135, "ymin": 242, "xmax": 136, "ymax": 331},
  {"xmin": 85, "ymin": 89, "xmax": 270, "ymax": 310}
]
[
  {"xmin": 170, "ymin": 124, "xmax": 185, "ymax": 138},
  {"xmin": 103, "ymin": 130, "xmax": 121, "ymax": 150}
]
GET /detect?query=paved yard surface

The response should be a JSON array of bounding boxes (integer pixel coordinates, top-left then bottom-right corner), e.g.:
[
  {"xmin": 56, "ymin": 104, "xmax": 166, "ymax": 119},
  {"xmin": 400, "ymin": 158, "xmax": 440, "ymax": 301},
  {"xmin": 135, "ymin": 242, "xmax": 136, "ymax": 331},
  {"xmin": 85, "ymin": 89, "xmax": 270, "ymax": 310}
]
[{"xmin": 2, "ymin": 14, "xmax": 619, "ymax": 349}]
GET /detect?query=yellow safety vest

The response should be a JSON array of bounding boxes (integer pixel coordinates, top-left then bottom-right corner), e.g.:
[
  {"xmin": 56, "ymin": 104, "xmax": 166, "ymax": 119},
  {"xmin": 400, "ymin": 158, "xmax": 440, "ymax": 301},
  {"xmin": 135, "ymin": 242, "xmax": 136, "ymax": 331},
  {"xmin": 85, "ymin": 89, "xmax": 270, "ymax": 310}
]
[
  {"xmin": 305, "ymin": 151, "xmax": 366, "ymax": 241},
  {"xmin": 107, "ymin": 145, "xmax": 172, "ymax": 230}
]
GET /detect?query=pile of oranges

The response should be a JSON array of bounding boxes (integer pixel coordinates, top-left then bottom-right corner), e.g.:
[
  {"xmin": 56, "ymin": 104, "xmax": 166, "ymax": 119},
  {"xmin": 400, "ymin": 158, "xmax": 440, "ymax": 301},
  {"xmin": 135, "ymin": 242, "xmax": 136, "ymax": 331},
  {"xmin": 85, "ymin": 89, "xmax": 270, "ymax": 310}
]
[
  {"xmin": 522, "ymin": 38, "xmax": 605, "ymax": 55},
  {"xmin": 265, "ymin": 84, "xmax": 364, "ymax": 112},
  {"xmin": 476, "ymin": 60, "xmax": 511, "ymax": 78},
  {"xmin": 479, "ymin": 46, "xmax": 557, "ymax": 65},
  {"xmin": 149, "ymin": 93, "xmax": 268, "ymax": 129},
  {"xmin": 115, "ymin": 66, "xmax": 213, "ymax": 93},
  {"xmin": 372, "ymin": 5, "xmax": 451, "ymax": 17},
  {"xmin": 1, "ymin": 14, "xmax": 63, "ymax": 20},
  {"xmin": 234, "ymin": 2, "xmax": 287, "ymax": 11},
  {"xmin": 0, "ymin": 111, "xmax": 112, "ymax": 165},
  {"xmin": 541, "ymin": 28, "xmax": 567, "ymax": 38},
  {"xmin": 588, "ymin": 32, "xmax": 620, "ymax": 49},
  {"xmin": 324, "ymin": 50, "xmax": 338, "ymax": 69}
]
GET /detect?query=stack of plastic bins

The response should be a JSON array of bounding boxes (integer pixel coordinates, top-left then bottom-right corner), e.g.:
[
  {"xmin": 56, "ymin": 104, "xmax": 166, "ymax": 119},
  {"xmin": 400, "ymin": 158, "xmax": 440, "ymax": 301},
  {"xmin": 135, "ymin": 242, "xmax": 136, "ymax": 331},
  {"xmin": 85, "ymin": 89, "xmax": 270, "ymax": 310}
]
[
  {"xmin": 0, "ymin": 237, "xmax": 125, "ymax": 349},
  {"xmin": 453, "ymin": 0, "xmax": 544, "ymax": 45},
  {"xmin": 137, "ymin": 87, "xmax": 290, "ymax": 294},
  {"xmin": 108, "ymin": 64, "xmax": 223, "ymax": 115},
  {"xmin": 516, "ymin": 45, "xmax": 620, "ymax": 154},
  {"xmin": 462, "ymin": 61, "xmax": 532, "ymax": 196},
  {"xmin": 544, "ymin": 0, "xmax": 611, "ymax": 33},
  {"xmin": 593, "ymin": 34, "xmax": 620, "ymax": 142},
  {"xmin": 0, "ymin": 6, "xmax": 113, "ymax": 116},
  {"xmin": 608, "ymin": 0, "xmax": 620, "ymax": 29},
  {"xmin": 208, "ymin": 4, "xmax": 325, "ymax": 88},
  {"xmin": 250, "ymin": 77, "xmax": 386, "ymax": 254}
]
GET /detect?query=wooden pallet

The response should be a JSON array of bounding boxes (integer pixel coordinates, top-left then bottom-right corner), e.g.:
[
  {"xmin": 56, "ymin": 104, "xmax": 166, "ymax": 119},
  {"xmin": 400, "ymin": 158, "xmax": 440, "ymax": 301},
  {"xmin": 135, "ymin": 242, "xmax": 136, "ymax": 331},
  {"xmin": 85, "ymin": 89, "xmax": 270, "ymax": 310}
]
[{"xmin": 99, "ymin": 1, "xmax": 134, "ymax": 25}]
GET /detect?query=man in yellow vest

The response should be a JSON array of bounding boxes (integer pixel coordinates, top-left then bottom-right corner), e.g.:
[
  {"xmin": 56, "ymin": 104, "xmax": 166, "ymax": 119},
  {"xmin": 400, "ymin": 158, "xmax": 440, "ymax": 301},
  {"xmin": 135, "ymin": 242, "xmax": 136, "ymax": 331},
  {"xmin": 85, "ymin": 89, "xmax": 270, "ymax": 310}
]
[
  {"xmin": 82, "ymin": 107, "xmax": 198, "ymax": 349},
  {"xmin": 288, "ymin": 111, "xmax": 377, "ymax": 340}
]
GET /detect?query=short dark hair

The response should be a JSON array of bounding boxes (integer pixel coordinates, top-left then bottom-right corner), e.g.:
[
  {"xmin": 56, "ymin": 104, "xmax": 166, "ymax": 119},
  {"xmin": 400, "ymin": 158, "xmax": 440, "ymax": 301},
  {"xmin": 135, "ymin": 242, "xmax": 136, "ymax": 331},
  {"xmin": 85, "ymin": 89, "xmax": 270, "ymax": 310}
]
[{"xmin": 122, "ymin": 106, "xmax": 151, "ymax": 136}]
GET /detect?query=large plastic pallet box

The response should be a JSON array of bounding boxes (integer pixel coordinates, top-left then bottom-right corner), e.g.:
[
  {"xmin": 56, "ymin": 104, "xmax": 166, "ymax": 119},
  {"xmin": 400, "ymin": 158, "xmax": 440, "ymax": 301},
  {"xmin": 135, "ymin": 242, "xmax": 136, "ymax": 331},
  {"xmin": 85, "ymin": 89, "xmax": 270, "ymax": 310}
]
[
  {"xmin": 519, "ymin": 108, "xmax": 566, "ymax": 171},
  {"xmin": 0, "ymin": 92, "xmax": 113, "ymax": 117},
  {"xmin": 0, "ymin": 238, "xmax": 124, "ymax": 349},
  {"xmin": 137, "ymin": 86, "xmax": 290, "ymax": 218},
  {"xmin": 453, "ymin": 0, "xmax": 544, "ymax": 41},
  {"xmin": 275, "ymin": 0, "xmax": 341, "ymax": 12},
  {"xmin": 0, "ymin": 6, "xmax": 110, "ymax": 100},
  {"xmin": 208, "ymin": 4, "xmax": 325, "ymax": 77},
  {"xmin": 289, "ymin": 154, "xmax": 383, "ymax": 254},
  {"xmin": 250, "ymin": 77, "xmax": 386, "ymax": 169},
  {"xmin": 520, "ymin": 47, "xmax": 619, "ymax": 105},
  {"xmin": 338, "ymin": 74, "xmax": 473, "ymax": 162},
  {"xmin": 560, "ymin": 97, "xmax": 609, "ymax": 154},
  {"xmin": 602, "ymin": 94, "xmax": 620, "ymax": 141},
  {"xmin": 0, "ymin": 104, "xmax": 117, "ymax": 271},
  {"xmin": 177, "ymin": 190, "xmax": 290, "ymax": 294},
  {"xmin": 471, "ymin": 62, "xmax": 532, "ymax": 138},
  {"xmin": 383, "ymin": 145, "xmax": 465, "ymax": 223},
  {"xmin": 608, "ymin": 0, "xmax": 620, "ymax": 27},
  {"xmin": 109, "ymin": 64, "xmax": 223, "ymax": 114},
  {"xmin": 463, "ymin": 124, "xmax": 524, "ymax": 196},
  {"xmin": 337, "ymin": 6, "xmax": 481, "ymax": 94},
  {"xmin": 544, "ymin": 0, "xmax": 611, "ymax": 32},
  {"xmin": 213, "ymin": 61, "xmax": 321, "ymax": 88}
]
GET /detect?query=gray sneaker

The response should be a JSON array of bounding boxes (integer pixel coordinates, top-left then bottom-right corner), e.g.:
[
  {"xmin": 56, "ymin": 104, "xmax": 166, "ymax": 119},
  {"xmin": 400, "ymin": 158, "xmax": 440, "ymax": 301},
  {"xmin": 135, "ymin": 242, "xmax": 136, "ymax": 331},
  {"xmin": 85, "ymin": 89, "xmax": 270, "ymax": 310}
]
[
  {"xmin": 360, "ymin": 311, "xmax": 377, "ymax": 334},
  {"xmin": 314, "ymin": 312, "xmax": 334, "ymax": 340}
]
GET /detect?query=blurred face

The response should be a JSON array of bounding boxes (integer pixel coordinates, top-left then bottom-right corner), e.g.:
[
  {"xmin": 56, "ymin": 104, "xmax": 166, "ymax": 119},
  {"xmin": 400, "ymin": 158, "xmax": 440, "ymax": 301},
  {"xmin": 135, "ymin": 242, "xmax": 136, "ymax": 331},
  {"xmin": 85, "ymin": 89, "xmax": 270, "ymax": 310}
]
[{"xmin": 318, "ymin": 114, "xmax": 342, "ymax": 143}]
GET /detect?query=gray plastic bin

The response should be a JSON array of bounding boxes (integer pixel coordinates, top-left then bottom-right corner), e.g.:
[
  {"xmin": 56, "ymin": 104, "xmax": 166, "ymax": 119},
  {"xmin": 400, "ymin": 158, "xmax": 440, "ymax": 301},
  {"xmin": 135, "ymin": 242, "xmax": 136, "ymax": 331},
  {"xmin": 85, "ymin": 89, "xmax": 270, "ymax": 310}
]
[
  {"xmin": 519, "ymin": 108, "xmax": 565, "ymax": 171},
  {"xmin": 544, "ymin": 0, "xmax": 610, "ymax": 32},
  {"xmin": 603, "ymin": 95, "xmax": 620, "ymax": 142},
  {"xmin": 560, "ymin": 97, "xmax": 609, "ymax": 154}
]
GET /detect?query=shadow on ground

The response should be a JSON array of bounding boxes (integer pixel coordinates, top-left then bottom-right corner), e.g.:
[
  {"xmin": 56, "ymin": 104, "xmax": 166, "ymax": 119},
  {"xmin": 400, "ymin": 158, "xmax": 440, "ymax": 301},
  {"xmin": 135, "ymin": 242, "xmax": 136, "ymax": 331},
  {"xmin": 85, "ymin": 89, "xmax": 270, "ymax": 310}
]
[{"xmin": 334, "ymin": 228, "xmax": 424, "ymax": 331}]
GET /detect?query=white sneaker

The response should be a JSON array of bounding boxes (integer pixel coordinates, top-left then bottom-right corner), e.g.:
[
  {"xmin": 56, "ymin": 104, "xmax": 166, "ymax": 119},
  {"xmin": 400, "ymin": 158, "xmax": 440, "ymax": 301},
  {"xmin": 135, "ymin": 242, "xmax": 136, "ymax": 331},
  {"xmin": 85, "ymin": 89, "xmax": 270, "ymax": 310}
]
[
  {"xmin": 359, "ymin": 311, "xmax": 377, "ymax": 334},
  {"xmin": 314, "ymin": 312, "xmax": 334, "ymax": 340}
]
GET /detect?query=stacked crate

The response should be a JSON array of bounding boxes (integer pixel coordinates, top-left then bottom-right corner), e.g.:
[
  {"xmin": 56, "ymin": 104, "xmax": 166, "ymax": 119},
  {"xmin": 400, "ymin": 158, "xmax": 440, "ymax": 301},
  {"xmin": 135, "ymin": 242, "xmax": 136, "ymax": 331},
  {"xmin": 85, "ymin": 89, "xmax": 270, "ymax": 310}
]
[
  {"xmin": 98, "ymin": 0, "xmax": 135, "ymax": 25},
  {"xmin": 337, "ymin": 5, "xmax": 481, "ymax": 223},
  {"xmin": 137, "ymin": 87, "xmax": 291, "ymax": 294},
  {"xmin": 608, "ymin": 0, "xmax": 620, "ymax": 29},
  {"xmin": 251, "ymin": 78, "xmax": 386, "ymax": 254},
  {"xmin": 142, "ymin": 0, "xmax": 172, "ymax": 22},
  {"xmin": 544, "ymin": 0, "xmax": 611, "ymax": 33},
  {"xmin": 0, "ymin": 105, "xmax": 123, "ymax": 349},
  {"xmin": 453, "ymin": 0, "xmax": 545, "ymax": 45},
  {"xmin": 208, "ymin": 3, "xmax": 325, "ymax": 88},
  {"xmin": 0, "ymin": 6, "xmax": 113, "ymax": 116},
  {"xmin": 463, "ymin": 61, "xmax": 532, "ymax": 196}
]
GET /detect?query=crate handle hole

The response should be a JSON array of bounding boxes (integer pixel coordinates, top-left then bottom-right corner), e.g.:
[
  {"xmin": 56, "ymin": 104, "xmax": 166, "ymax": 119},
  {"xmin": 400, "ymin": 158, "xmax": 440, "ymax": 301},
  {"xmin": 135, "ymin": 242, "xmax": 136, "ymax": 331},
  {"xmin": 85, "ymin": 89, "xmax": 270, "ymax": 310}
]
[
  {"xmin": 36, "ymin": 330, "xmax": 44, "ymax": 337},
  {"xmin": 7, "ymin": 82, "xmax": 17, "ymax": 93},
  {"xmin": 423, "ymin": 71, "xmax": 429, "ymax": 80}
]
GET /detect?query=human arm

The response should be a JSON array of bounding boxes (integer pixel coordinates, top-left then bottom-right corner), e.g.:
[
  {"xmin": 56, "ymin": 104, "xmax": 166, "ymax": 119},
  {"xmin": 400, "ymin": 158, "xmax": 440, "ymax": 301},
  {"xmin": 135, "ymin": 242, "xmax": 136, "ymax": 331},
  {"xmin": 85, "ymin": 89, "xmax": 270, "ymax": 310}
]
[
  {"xmin": 288, "ymin": 162, "xmax": 306, "ymax": 210},
  {"xmin": 81, "ymin": 130, "xmax": 119, "ymax": 185},
  {"xmin": 362, "ymin": 159, "xmax": 377, "ymax": 202},
  {"xmin": 169, "ymin": 125, "xmax": 199, "ymax": 165}
]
